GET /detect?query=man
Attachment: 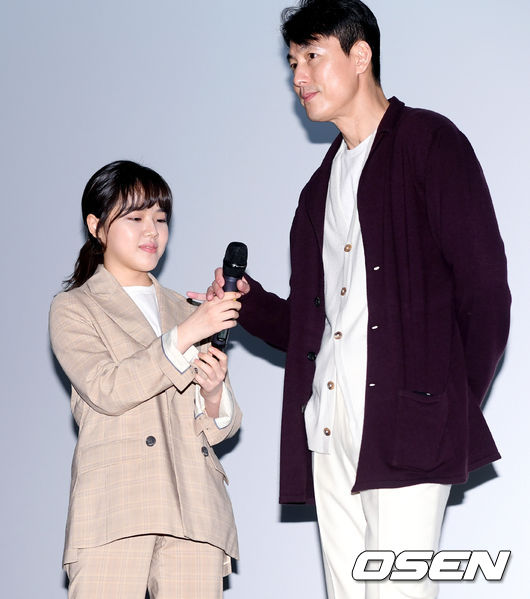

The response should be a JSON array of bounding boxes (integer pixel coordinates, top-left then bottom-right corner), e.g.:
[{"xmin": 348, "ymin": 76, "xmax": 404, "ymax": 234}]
[{"xmin": 191, "ymin": 1, "xmax": 510, "ymax": 597}]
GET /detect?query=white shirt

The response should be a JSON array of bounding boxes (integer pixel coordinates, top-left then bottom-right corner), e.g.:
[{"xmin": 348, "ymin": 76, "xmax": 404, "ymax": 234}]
[
  {"xmin": 304, "ymin": 131, "xmax": 376, "ymax": 454},
  {"xmin": 124, "ymin": 284, "xmax": 232, "ymax": 429}
]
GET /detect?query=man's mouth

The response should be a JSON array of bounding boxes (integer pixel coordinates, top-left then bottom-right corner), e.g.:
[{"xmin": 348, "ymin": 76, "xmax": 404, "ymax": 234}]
[{"xmin": 301, "ymin": 91, "xmax": 318, "ymax": 102}]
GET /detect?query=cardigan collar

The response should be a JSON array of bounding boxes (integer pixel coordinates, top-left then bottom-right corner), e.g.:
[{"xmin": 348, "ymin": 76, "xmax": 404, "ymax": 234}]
[{"xmin": 304, "ymin": 96, "xmax": 405, "ymax": 253}]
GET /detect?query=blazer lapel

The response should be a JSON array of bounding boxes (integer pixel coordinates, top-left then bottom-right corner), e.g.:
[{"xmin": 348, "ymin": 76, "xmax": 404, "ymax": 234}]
[
  {"xmin": 149, "ymin": 274, "xmax": 191, "ymax": 334},
  {"xmin": 86, "ymin": 265, "xmax": 157, "ymax": 347}
]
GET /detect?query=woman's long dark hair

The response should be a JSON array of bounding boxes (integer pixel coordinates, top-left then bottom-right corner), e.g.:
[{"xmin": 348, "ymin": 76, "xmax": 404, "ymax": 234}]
[{"xmin": 63, "ymin": 160, "xmax": 172, "ymax": 290}]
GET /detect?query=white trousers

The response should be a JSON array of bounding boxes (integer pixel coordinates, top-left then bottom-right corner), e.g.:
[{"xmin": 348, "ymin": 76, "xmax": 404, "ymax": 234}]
[{"xmin": 313, "ymin": 391, "xmax": 450, "ymax": 599}]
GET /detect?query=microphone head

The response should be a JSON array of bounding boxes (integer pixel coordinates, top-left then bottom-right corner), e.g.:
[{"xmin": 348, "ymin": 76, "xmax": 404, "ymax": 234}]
[{"xmin": 222, "ymin": 242, "xmax": 248, "ymax": 278}]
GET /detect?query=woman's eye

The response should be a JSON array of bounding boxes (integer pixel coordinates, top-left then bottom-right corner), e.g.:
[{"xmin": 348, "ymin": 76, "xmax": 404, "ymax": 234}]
[
  {"xmin": 128, "ymin": 217, "xmax": 142, "ymax": 221},
  {"xmin": 157, "ymin": 218, "xmax": 167, "ymax": 223}
]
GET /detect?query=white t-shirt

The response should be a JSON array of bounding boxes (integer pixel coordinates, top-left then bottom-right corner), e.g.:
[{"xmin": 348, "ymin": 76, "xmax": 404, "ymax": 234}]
[{"xmin": 123, "ymin": 284, "xmax": 161, "ymax": 335}]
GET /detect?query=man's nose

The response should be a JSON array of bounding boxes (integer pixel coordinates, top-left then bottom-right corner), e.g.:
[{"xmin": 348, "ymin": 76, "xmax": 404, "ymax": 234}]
[{"xmin": 293, "ymin": 64, "xmax": 310, "ymax": 88}]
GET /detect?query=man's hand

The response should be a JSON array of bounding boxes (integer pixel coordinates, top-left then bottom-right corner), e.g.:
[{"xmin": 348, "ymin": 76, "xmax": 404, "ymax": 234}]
[{"xmin": 187, "ymin": 267, "xmax": 251, "ymax": 302}]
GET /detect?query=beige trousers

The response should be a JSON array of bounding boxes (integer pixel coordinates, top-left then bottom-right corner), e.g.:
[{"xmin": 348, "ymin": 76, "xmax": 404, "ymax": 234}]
[{"xmin": 65, "ymin": 535, "xmax": 225, "ymax": 599}]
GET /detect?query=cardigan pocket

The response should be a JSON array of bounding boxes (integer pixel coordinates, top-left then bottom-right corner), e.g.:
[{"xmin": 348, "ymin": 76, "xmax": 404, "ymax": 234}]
[{"xmin": 391, "ymin": 390, "xmax": 452, "ymax": 471}]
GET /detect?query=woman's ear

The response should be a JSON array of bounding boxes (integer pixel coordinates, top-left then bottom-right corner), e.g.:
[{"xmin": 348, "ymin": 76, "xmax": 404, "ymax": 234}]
[{"xmin": 86, "ymin": 214, "xmax": 100, "ymax": 239}]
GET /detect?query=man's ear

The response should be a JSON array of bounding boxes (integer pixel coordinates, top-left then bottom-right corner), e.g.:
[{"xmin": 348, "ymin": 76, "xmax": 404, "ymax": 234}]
[
  {"xmin": 351, "ymin": 40, "xmax": 372, "ymax": 75},
  {"xmin": 86, "ymin": 214, "xmax": 100, "ymax": 239}
]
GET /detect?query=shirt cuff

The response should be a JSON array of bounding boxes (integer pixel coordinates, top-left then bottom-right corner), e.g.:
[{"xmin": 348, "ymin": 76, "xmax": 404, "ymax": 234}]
[
  {"xmin": 194, "ymin": 383, "xmax": 234, "ymax": 429},
  {"xmin": 161, "ymin": 326, "xmax": 199, "ymax": 373}
]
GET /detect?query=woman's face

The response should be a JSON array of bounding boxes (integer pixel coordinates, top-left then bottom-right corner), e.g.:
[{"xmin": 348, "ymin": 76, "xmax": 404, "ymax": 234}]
[{"xmin": 89, "ymin": 202, "xmax": 169, "ymax": 286}]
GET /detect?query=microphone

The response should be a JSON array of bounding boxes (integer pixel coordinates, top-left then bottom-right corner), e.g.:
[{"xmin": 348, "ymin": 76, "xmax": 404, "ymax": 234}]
[{"xmin": 212, "ymin": 241, "xmax": 248, "ymax": 350}]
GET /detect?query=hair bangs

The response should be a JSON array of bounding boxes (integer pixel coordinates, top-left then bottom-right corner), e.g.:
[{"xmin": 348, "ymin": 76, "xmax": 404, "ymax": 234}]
[
  {"xmin": 104, "ymin": 164, "xmax": 173, "ymax": 230},
  {"xmin": 116, "ymin": 180, "xmax": 172, "ymax": 221}
]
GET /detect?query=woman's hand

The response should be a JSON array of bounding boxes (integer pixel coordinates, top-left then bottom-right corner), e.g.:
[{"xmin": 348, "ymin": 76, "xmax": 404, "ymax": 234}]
[
  {"xmin": 177, "ymin": 292, "xmax": 241, "ymax": 353},
  {"xmin": 193, "ymin": 346, "xmax": 227, "ymax": 417}
]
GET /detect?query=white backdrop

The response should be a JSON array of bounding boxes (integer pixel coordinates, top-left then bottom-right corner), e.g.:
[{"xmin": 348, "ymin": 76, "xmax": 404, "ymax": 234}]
[{"xmin": 1, "ymin": 1, "xmax": 528, "ymax": 597}]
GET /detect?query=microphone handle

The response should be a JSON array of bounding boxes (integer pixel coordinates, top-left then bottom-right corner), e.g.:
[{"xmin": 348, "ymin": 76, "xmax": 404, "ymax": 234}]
[{"xmin": 211, "ymin": 275, "xmax": 240, "ymax": 350}]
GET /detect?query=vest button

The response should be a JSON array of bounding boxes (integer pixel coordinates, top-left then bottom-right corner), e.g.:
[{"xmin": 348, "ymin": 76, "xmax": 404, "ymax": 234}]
[
  {"xmin": 314, "ymin": 296, "xmax": 321, "ymax": 307},
  {"xmin": 307, "ymin": 352, "xmax": 317, "ymax": 361}
]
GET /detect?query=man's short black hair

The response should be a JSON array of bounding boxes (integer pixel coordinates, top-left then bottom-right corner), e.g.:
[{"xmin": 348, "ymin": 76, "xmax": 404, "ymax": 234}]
[{"xmin": 281, "ymin": 0, "xmax": 381, "ymax": 84}]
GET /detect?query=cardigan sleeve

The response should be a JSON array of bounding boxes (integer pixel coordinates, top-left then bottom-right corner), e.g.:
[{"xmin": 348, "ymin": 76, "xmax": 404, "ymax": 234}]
[
  {"xmin": 49, "ymin": 291, "xmax": 195, "ymax": 416},
  {"xmin": 424, "ymin": 123, "xmax": 511, "ymax": 404},
  {"xmin": 238, "ymin": 274, "xmax": 290, "ymax": 352}
]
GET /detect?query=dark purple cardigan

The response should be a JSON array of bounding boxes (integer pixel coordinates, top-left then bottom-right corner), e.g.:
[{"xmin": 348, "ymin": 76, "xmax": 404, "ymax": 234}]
[{"xmin": 239, "ymin": 97, "xmax": 511, "ymax": 503}]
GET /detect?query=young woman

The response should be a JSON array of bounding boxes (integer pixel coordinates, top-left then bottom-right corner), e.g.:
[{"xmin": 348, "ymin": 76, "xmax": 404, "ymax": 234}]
[{"xmin": 49, "ymin": 160, "xmax": 242, "ymax": 598}]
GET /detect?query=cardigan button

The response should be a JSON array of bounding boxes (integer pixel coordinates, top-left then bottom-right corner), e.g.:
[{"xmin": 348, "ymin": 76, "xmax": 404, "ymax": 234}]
[
  {"xmin": 334, "ymin": 331, "xmax": 343, "ymax": 340},
  {"xmin": 314, "ymin": 296, "xmax": 321, "ymax": 307},
  {"xmin": 146, "ymin": 436, "xmax": 156, "ymax": 447},
  {"xmin": 307, "ymin": 351, "xmax": 317, "ymax": 361},
  {"xmin": 340, "ymin": 287, "xmax": 347, "ymax": 296},
  {"xmin": 327, "ymin": 381, "xmax": 335, "ymax": 390},
  {"xmin": 323, "ymin": 428, "xmax": 331, "ymax": 436},
  {"xmin": 344, "ymin": 244, "xmax": 352, "ymax": 252}
]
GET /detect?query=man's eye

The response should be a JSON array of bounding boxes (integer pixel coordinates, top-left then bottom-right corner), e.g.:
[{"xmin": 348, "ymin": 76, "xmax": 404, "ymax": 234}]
[
  {"xmin": 157, "ymin": 218, "xmax": 167, "ymax": 223},
  {"xmin": 289, "ymin": 62, "xmax": 297, "ymax": 70},
  {"xmin": 308, "ymin": 53, "xmax": 317, "ymax": 60}
]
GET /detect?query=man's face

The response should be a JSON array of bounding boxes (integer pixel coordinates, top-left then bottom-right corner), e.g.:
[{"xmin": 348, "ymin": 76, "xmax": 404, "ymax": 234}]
[{"xmin": 288, "ymin": 35, "xmax": 362, "ymax": 124}]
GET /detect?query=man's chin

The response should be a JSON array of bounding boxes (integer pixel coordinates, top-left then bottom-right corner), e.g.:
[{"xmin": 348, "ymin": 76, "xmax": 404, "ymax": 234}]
[{"xmin": 304, "ymin": 109, "xmax": 327, "ymax": 123}]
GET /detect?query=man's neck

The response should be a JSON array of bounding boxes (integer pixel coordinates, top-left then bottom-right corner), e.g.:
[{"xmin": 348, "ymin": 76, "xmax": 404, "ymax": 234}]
[{"xmin": 333, "ymin": 85, "xmax": 389, "ymax": 149}]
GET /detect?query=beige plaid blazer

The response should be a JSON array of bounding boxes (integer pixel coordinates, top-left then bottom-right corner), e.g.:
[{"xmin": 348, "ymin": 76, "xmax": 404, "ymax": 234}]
[{"xmin": 49, "ymin": 265, "xmax": 241, "ymax": 570}]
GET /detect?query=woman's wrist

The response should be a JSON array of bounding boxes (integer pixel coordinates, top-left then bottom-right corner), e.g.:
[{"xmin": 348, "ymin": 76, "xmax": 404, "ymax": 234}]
[
  {"xmin": 175, "ymin": 321, "xmax": 194, "ymax": 354},
  {"xmin": 202, "ymin": 387, "xmax": 222, "ymax": 418}
]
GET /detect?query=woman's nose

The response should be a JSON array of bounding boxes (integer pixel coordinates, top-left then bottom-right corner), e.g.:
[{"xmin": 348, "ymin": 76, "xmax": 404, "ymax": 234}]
[{"xmin": 144, "ymin": 220, "xmax": 159, "ymax": 237}]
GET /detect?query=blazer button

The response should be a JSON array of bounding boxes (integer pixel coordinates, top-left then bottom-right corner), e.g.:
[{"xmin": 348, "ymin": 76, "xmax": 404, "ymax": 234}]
[
  {"xmin": 201, "ymin": 446, "xmax": 209, "ymax": 457},
  {"xmin": 307, "ymin": 351, "xmax": 317, "ymax": 361},
  {"xmin": 146, "ymin": 436, "xmax": 156, "ymax": 447},
  {"xmin": 314, "ymin": 296, "xmax": 321, "ymax": 307}
]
